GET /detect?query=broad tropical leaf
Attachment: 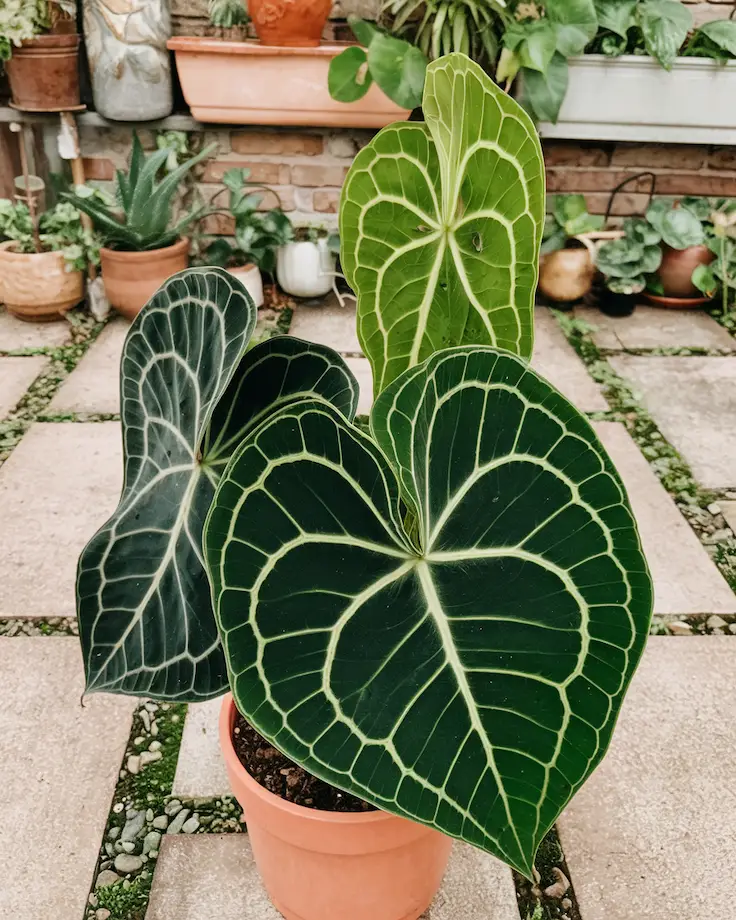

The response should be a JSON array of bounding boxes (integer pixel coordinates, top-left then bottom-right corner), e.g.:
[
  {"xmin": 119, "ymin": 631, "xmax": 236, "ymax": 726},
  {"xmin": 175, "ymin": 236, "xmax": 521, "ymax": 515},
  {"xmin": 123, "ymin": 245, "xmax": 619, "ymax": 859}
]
[
  {"xmin": 340, "ymin": 53, "xmax": 545, "ymax": 396},
  {"xmin": 77, "ymin": 267, "xmax": 359, "ymax": 700},
  {"xmin": 204, "ymin": 345, "xmax": 652, "ymax": 876}
]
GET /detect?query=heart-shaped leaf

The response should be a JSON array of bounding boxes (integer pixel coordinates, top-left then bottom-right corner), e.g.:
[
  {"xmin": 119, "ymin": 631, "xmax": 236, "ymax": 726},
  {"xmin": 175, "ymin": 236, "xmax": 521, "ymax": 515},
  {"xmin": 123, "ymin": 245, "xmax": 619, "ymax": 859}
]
[
  {"xmin": 328, "ymin": 46, "xmax": 374, "ymax": 103},
  {"xmin": 638, "ymin": 0, "xmax": 692, "ymax": 69},
  {"xmin": 204, "ymin": 345, "xmax": 652, "ymax": 876},
  {"xmin": 547, "ymin": 0, "xmax": 598, "ymax": 56},
  {"xmin": 77, "ymin": 268, "xmax": 358, "ymax": 700},
  {"xmin": 340, "ymin": 54, "xmax": 545, "ymax": 396},
  {"xmin": 594, "ymin": 0, "xmax": 637, "ymax": 39}
]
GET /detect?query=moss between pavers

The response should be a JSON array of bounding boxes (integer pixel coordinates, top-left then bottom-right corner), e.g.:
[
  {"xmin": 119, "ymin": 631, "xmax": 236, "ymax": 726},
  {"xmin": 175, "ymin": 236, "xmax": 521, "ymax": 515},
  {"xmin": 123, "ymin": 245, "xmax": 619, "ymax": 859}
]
[
  {"xmin": 0, "ymin": 617, "xmax": 78, "ymax": 636},
  {"xmin": 553, "ymin": 310, "xmax": 736, "ymax": 619}
]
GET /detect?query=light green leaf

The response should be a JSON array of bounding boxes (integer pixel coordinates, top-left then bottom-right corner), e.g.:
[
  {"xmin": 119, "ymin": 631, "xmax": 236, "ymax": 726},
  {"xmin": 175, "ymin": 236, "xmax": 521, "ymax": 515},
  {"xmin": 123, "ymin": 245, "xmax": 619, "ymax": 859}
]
[
  {"xmin": 547, "ymin": 0, "xmax": 598, "ymax": 56},
  {"xmin": 496, "ymin": 46, "xmax": 521, "ymax": 83},
  {"xmin": 553, "ymin": 193, "xmax": 588, "ymax": 226},
  {"xmin": 328, "ymin": 46, "xmax": 374, "ymax": 103},
  {"xmin": 520, "ymin": 52, "xmax": 570, "ymax": 123},
  {"xmin": 340, "ymin": 54, "xmax": 545, "ymax": 395},
  {"xmin": 594, "ymin": 0, "xmax": 637, "ymax": 39},
  {"xmin": 659, "ymin": 208, "xmax": 705, "ymax": 250},
  {"xmin": 77, "ymin": 268, "xmax": 359, "ymax": 700},
  {"xmin": 366, "ymin": 33, "xmax": 427, "ymax": 109},
  {"xmin": 205, "ymin": 345, "xmax": 652, "ymax": 878},
  {"xmin": 696, "ymin": 20, "xmax": 736, "ymax": 58},
  {"xmin": 638, "ymin": 0, "xmax": 692, "ymax": 69},
  {"xmin": 349, "ymin": 15, "xmax": 382, "ymax": 47},
  {"xmin": 607, "ymin": 275, "xmax": 646, "ymax": 294},
  {"xmin": 692, "ymin": 262, "xmax": 717, "ymax": 296},
  {"xmin": 517, "ymin": 19, "xmax": 559, "ymax": 72}
]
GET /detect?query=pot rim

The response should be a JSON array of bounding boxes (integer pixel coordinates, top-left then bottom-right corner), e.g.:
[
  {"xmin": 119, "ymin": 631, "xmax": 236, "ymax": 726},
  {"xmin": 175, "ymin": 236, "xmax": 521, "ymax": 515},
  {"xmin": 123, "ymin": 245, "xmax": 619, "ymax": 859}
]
[
  {"xmin": 0, "ymin": 240, "xmax": 68, "ymax": 261},
  {"xmin": 168, "ymin": 37, "xmax": 360, "ymax": 57},
  {"xmin": 219, "ymin": 693, "xmax": 396, "ymax": 827},
  {"xmin": 18, "ymin": 33, "xmax": 80, "ymax": 50},
  {"xmin": 100, "ymin": 237, "xmax": 189, "ymax": 260}
]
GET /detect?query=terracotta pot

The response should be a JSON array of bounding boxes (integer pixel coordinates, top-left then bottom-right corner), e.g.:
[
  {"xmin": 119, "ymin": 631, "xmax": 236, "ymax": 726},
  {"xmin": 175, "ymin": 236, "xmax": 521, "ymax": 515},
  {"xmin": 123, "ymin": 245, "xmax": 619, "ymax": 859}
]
[
  {"xmin": 219, "ymin": 695, "xmax": 452, "ymax": 920},
  {"xmin": 0, "ymin": 242, "xmax": 83, "ymax": 322},
  {"xmin": 167, "ymin": 38, "xmax": 411, "ymax": 128},
  {"xmin": 277, "ymin": 240, "xmax": 336, "ymax": 298},
  {"xmin": 5, "ymin": 34, "xmax": 80, "ymax": 112},
  {"xmin": 100, "ymin": 238, "xmax": 189, "ymax": 320},
  {"xmin": 538, "ymin": 246, "xmax": 595, "ymax": 303},
  {"xmin": 657, "ymin": 243, "xmax": 715, "ymax": 298},
  {"xmin": 226, "ymin": 263, "xmax": 264, "ymax": 307},
  {"xmin": 248, "ymin": 0, "xmax": 332, "ymax": 47}
]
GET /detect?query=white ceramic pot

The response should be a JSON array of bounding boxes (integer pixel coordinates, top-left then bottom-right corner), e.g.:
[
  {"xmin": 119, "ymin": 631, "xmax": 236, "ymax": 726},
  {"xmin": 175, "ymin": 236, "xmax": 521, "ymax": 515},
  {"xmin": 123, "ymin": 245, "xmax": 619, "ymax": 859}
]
[
  {"xmin": 528, "ymin": 55, "xmax": 736, "ymax": 144},
  {"xmin": 226, "ymin": 263, "xmax": 264, "ymax": 308},
  {"xmin": 276, "ymin": 240, "xmax": 336, "ymax": 299}
]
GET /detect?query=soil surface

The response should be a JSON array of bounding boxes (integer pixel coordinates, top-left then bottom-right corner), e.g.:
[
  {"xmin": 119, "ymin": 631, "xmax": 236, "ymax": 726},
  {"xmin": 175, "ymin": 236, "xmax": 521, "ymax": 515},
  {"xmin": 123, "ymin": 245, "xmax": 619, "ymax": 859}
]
[{"xmin": 233, "ymin": 713, "xmax": 376, "ymax": 813}]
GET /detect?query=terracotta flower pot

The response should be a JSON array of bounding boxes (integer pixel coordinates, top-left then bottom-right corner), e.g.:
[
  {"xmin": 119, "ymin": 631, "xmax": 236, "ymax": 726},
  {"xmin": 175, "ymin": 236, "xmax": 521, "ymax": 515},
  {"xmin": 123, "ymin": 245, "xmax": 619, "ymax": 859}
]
[
  {"xmin": 5, "ymin": 34, "xmax": 81, "ymax": 112},
  {"xmin": 219, "ymin": 694, "xmax": 452, "ymax": 920},
  {"xmin": 248, "ymin": 0, "xmax": 332, "ymax": 47},
  {"xmin": 538, "ymin": 247, "xmax": 595, "ymax": 303},
  {"xmin": 226, "ymin": 263, "xmax": 264, "ymax": 307},
  {"xmin": 657, "ymin": 243, "xmax": 715, "ymax": 298},
  {"xmin": 0, "ymin": 242, "xmax": 83, "ymax": 322},
  {"xmin": 100, "ymin": 238, "xmax": 189, "ymax": 320}
]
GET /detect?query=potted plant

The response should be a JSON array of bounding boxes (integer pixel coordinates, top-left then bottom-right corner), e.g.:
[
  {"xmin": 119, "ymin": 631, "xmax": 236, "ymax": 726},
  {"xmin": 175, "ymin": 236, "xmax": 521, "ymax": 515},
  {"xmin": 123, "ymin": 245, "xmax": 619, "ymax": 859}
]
[
  {"xmin": 203, "ymin": 167, "xmax": 293, "ymax": 309},
  {"xmin": 0, "ymin": 198, "xmax": 98, "ymax": 321},
  {"xmin": 75, "ymin": 56, "xmax": 652, "ymax": 920},
  {"xmin": 65, "ymin": 134, "xmax": 215, "ymax": 320},
  {"xmin": 1, "ymin": 0, "xmax": 80, "ymax": 111},
  {"xmin": 693, "ymin": 203, "xmax": 736, "ymax": 317},
  {"xmin": 594, "ymin": 217, "xmax": 663, "ymax": 315},
  {"xmin": 644, "ymin": 198, "xmax": 715, "ymax": 302},
  {"xmin": 538, "ymin": 194, "xmax": 607, "ymax": 303},
  {"xmin": 276, "ymin": 226, "xmax": 339, "ymax": 299}
]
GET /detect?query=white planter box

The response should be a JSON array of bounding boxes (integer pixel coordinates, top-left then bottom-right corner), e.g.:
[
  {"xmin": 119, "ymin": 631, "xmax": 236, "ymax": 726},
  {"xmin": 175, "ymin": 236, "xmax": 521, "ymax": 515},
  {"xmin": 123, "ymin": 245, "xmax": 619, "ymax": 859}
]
[{"xmin": 535, "ymin": 55, "xmax": 736, "ymax": 145}]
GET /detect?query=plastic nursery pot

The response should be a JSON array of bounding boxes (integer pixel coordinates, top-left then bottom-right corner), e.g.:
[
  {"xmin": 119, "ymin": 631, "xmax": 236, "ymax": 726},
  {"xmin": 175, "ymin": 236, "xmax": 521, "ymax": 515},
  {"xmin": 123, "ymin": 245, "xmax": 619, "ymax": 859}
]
[
  {"xmin": 247, "ymin": 0, "xmax": 332, "ymax": 47},
  {"xmin": 5, "ymin": 34, "xmax": 81, "ymax": 112},
  {"xmin": 599, "ymin": 287, "xmax": 637, "ymax": 317},
  {"xmin": 538, "ymin": 246, "xmax": 595, "ymax": 304},
  {"xmin": 219, "ymin": 695, "xmax": 452, "ymax": 920},
  {"xmin": 100, "ymin": 238, "xmax": 189, "ymax": 321},
  {"xmin": 276, "ymin": 239, "xmax": 336, "ymax": 298},
  {"xmin": 0, "ymin": 242, "xmax": 84, "ymax": 322},
  {"xmin": 226, "ymin": 263, "xmax": 264, "ymax": 308},
  {"xmin": 657, "ymin": 243, "xmax": 715, "ymax": 299}
]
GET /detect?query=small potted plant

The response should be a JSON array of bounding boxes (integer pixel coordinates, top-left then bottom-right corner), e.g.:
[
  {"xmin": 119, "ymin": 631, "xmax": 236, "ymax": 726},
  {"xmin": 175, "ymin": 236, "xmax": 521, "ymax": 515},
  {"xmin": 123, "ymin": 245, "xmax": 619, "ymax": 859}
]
[
  {"xmin": 693, "ymin": 203, "xmax": 736, "ymax": 317},
  {"xmin": 65, "ymin": 133, "xmax": 215, "ymax": 320},
  {"xmin": 594, "ymin": 217, "xmax": 663, "ymax": 315},
  {"xmin": 276, "ymin": 226, "xmax": 339, "ymax": 299},
  {"xmin": 203, "ymin": 167, "xmax": 293, "ymax": 308},
  {"xmin": 76, "ymin": 55, "xmax": 652, "ymax": 920},
  {"xmin": 0, "ymin": 198, "xmax": 98, "ymax": 321},
  {"xmin": 538, "ymin": 194, "xmax": 607, "ymax": 303},
  {"xmin": 1, "ymin": 0, "xmax": 80, "ymax": 111}
]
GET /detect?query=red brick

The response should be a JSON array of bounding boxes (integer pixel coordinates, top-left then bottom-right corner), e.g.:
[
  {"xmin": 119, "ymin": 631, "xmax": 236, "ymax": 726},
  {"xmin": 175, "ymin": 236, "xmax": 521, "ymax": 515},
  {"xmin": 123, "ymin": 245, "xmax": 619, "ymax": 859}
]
[
  {"xmin": 313, "ymin": 189, "xmax": 341, "ymax": 213},
  {"xmin": 82, "ymin": 158, "xmax": 116, "ymax": 181},
  {"xmin": 200, "ymin": 212, "xmax": 235, "ymax": 236},
  {"xmin": 231, "ymin": 131, "xmax": 323, "ymax": 156},
  {"xmin": 653, "ymin": 172, "xmax": 736, "ymax": 196},
  {"xmin": 542, "ymin": 142, "xmax": 611, "ymax": 168},
  {"xmin": 610, "ymin": 143, "xmax": 706, "ymax": 170},
  {"xmin": 202, "ymin": 159, "xmax": 291, "ymax": 185},
  {"xmin": 582, "ymin": 192, "xmax": 653, "ymax": 217},
  {"xmin": 708, "ymin": 147, "xmax": 736, "ymax": 170},
  {"xmin": 291, "ymin": 164, "xmax": 349, "ymax": 188},
  {"xmin": 546, "ymin": 169, "xmax": 656, "ymax": 194}
]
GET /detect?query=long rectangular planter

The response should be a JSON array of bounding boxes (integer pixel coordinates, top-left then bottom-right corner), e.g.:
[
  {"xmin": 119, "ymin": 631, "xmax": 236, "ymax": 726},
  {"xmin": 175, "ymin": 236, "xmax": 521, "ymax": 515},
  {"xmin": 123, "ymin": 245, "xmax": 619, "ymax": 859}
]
[
  {"xmin": 167, "ymin": 38, "xmax": 411, "ymax": 128},
  {"xmin": 535, "ymin": 55, "xmax": 736, "ymax": 145}
]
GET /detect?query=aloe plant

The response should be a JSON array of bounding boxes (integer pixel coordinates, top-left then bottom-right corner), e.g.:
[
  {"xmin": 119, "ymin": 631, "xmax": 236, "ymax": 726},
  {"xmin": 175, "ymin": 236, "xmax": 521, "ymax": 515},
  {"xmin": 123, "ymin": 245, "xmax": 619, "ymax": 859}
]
[
  {"xmin": 65, "ymin": 134, "xmax": 215, "ymax": 252},
  {"xmin": 77, "ymin": 55, "xmax": 652, "ymax": 879}
]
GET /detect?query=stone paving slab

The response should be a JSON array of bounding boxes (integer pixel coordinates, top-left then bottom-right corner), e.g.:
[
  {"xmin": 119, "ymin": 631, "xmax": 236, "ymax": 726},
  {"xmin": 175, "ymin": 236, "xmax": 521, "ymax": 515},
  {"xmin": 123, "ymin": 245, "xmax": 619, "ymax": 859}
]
[
  {"xmin": 47, "ymin": 320, "xmax": 127, "ymax": 415},
  {"xmin": 609, "ymin": 355, "xmax": 736, "ymax": 489},
  {"xmin": 147, "ymin": 834, "xmax": 519, "ymax": 920},
  {"xmin": 575, "ymin": 305, "xmax": 734, "ymax": 352},
  {"xmin": 0, "ymin": 307, "xmax": 72, "ymax": 350},
  {"xmin": 718, "ymin": 501, "xmax": 736, "ymax": 534},
  {"xmin": 172, "ymin": 697, "xmax": 230, "ymax": 798},
  {"xmin": 0, "ymin": 422, "xmax": 122, "ymax": 618},
  {"xmin": 0, "ymin": 355, "xmax": 47, "ymax": 418},
  {"xmin": 345, "ymin": 356, "xmax": 374, "ymax": 415},
  {"xmin": 533, "ymin": 309, "xmax": 608, "ymax": 411},
  {"xmin": 0, "ymin": 638, "xmax": 135, "ymax": 920},
  {"xmin": 559, "ymin": 637, "xmax": 736, "ymax": 920},
  {"xmin": 290, "ymin": 295, "xmax": 362, "ymax": 354},
  {"xmin": 593, "ymin": 422, "xmax": 736, "ymax": 615}
]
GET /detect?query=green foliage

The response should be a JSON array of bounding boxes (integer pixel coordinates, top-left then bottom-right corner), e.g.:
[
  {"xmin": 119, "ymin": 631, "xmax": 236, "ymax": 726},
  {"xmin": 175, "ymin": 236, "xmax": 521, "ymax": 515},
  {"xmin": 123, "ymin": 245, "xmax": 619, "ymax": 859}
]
[
  {"xmin": 64, "ymin": 134, "xmax": 215, "ymax": 252},
  {"xmin": 328, "ymin": 17, "xmax": 428, "ymax": 109},
  {"xmin": 595, "ymin": 216, "xmax": 663, "ymax": 293},
  {"xmin": 542, "ymin": 194, "xmax": 604, "ymax": 254},
  {"xmin": 683, "ymin": 19, "xmax": 736, "ymax": 60},
  {"xmin": 0, "ymin": 199, "xmax": 99, "ymax": 270},
  {"xmin": 204, "ymin": 167, "xmax": 293, "ymax": 274},
  {"xmin": 646, "ymin": 199, "xmax": 704, "ymax": 249},
  {"xmin": 0, "ymin": 0, "xmax": 73, "ymax": 59},
  {"xmin": 340, "ymin": 53, "xmax": 545, "ymax": 394},
  {"xmin": 208, "ymin": 0, "xmax": 248, "ymax": 27}
]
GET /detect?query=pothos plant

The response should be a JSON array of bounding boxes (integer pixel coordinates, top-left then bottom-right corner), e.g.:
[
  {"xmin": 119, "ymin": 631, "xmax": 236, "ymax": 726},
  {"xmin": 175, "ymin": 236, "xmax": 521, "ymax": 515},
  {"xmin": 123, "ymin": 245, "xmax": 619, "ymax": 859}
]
[{"xmin": 76, "ymin": 54, "xmax": 652, "ymax": 877}]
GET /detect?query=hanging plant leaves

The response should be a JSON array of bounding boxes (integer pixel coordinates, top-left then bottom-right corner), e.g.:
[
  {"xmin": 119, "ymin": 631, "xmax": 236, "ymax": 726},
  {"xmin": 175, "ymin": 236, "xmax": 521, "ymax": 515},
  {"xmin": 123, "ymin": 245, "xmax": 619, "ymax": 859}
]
[
  {"xmin": 205, "ymin": 345, "xmax": 653, "ymax": 876},
  {"xmin": 77, "ymin": 268, "xmax": 358, "ymax": 700},
  {"xmin": 340, "ymin": 53, "xmax": 545, "ymax": 395}
]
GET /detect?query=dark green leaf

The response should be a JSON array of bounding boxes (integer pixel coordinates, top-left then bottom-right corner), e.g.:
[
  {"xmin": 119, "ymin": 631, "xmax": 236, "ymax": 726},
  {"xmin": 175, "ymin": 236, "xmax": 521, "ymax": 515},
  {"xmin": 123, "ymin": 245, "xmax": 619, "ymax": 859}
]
[
  {"xmin": 696, "ymin": 20, "xmax": 736, "ymax": 58},
  {"xmin": 692, "ymin": 262, "xmax": 717, "ymax": 295},
  {"xmin": 594, "ymin": 0, "xmax": 637, "ymax": 39},
  {"xmin": 349, "ymin": 15, "xmax": 381, "ymax": 47},
  {"xmin": 328, "ymin": 46, "xmax": 374, "ymax": 103},
  {"xmin": 517, "ymin": 19, "xmax": 559, "ymax": 72},
  {"xmin": 367, "ymin": 33, "xmax": 428, "ymax": 109},
  {"xmin": 547, "ymin": 0, "xmax": 598, "ymax": 56},
  {"xmin": 521, "ymin": 52, "xmax": 570, "ymax": 123}
]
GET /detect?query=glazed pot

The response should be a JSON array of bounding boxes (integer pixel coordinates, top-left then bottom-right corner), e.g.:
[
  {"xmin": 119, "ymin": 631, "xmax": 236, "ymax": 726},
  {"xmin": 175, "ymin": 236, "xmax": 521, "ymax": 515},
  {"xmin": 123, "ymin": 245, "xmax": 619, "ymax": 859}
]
[
  {"xmin": 5, "ymin": 34, "xmax": 81, "ymax": 112},
  {"xmin": 538, "ymin": 246, "xmax": 595, "ymax": 303},
  {"xmin": 226, "ymin": 263, "xmax": 264, "ymax": 308},
  {"xmin": 276, "ymin": 239, "xmax": 336, "ymax": 298},
  {"xmin": 658, "ymin": 243, "xmax": 715, "ymax": 298},
  {"xmin": 219, "ymin": 695, "xmax": 452, "ymax": 920},
  {"xmin": 248, "ymin": 0, "xmax": 332, "ymax": 47},
  {"xmin": 0, "ymin": 242, "xmax": 83, "ymax": 322},
  {"xmin": 100, "ymin": 238, "xmax": 189, "ymax": 320}
]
